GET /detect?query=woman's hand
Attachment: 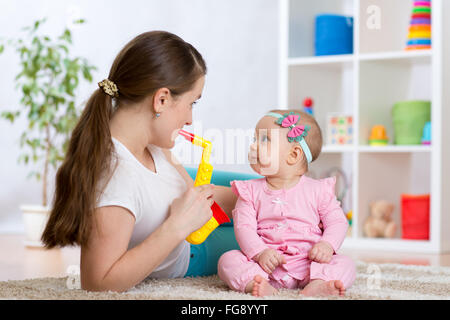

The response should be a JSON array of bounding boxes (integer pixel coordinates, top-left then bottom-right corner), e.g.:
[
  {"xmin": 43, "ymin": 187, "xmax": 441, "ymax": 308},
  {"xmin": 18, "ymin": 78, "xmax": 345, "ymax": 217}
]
[
  {"xmin": 308, "ymin": 241, "xmax": 334, "ymax": 264},
  {"xmin": 253, "ymin": 248, "xmax": 286, "ymax": 274},
  {"xmin": 168, "ymin": 184, "xmax": 215, "ymax": 239}
]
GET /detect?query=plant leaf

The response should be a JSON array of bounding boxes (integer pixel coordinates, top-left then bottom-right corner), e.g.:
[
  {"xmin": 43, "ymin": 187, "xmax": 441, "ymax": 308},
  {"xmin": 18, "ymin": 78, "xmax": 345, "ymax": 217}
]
[{"xmin": 2, "ymin": 16, "xmax": 94, "ymax": 186}]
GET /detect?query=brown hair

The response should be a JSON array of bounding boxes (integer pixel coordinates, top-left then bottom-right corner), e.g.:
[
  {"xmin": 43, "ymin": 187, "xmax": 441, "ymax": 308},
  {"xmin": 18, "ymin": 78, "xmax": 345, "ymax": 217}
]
[
  {"xmin": 42, "ymin": 31, "xmax": 207, "ymax": 248},
  {"xmin": 269, "ymin": 109, "xmax": 323, "ymax": 168}
]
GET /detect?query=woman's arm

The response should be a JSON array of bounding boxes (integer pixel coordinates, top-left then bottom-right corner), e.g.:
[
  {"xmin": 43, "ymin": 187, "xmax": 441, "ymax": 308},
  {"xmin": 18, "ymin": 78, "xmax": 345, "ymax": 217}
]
[
  {"xmin": 211, "ymin": 185, "xmax": 237, "ymax": 220},
  {"xmin": 81, "ymin": 182, "xmax": 214, "ymax": 292},
  {"xmin": 161, "ymin": 148, "xmax": 237, "ymax": 219},
  {"xmin": 81, "ymin": 206, "xmax": 185, "ymax": 292}
]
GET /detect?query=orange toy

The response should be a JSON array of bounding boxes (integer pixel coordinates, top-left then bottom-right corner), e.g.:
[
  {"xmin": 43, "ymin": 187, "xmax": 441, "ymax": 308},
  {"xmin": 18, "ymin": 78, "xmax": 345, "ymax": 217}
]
[{"xmin": 369, "ymin": 125, "xmax": 389, "ymax": 146}]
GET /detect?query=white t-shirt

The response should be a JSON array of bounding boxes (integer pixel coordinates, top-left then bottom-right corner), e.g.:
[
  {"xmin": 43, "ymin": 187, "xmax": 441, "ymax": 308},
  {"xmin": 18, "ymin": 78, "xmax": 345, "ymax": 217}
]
[{"xmin": 96, "ymin": 137, "xmax": 190, "ymax": 279}]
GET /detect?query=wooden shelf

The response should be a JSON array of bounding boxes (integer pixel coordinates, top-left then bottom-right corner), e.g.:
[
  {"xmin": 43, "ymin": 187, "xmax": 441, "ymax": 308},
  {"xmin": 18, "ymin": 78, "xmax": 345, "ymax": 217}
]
[
  {"xmin": 287, "ymin": 50, "xmax": 431, "ymax": 67},
  {"xmin": 280, "ymin": 0, "xmax": 450, "ymax": 253},
  {"xmin": 288, "ymin": 54, "xmax": 354, "ymax": 67},
  {"xmin": 322, "ymin": 145, "xmax": 432, "ymax": 153},
  {"xmin": 359, "ymin": 50, "xmax": 432, "ymax": 63},
  {"xmin": 358, "ymin": 145, "xmax": 432, "ymax": 153}
]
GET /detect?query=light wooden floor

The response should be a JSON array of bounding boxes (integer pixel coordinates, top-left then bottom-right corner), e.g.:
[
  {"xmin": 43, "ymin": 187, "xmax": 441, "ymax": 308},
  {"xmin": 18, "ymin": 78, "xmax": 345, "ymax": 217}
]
[{"xmin": 1, "ymin": 234, "xmax": 450, "ymax": 282}]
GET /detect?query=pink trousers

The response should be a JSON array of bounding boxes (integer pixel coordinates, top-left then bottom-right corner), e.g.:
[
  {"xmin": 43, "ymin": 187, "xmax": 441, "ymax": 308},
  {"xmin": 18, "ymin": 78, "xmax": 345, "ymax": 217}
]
[{"xmin": 218, "ymin": 250, "xmax": 356, "ymax": 293}]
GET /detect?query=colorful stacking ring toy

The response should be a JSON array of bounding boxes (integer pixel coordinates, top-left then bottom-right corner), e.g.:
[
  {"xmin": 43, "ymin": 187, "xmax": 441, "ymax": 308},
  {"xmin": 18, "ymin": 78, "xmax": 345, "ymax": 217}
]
[{"xmin": 406, "ymin": 0, "xmax": 432, "ymax": 51}]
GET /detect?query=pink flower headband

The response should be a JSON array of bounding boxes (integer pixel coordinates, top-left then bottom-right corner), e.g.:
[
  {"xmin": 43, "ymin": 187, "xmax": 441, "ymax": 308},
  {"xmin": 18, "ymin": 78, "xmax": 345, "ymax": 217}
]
[{"xmin": 266, "ymin": 112, "xmax": 313, "ymax": 163}]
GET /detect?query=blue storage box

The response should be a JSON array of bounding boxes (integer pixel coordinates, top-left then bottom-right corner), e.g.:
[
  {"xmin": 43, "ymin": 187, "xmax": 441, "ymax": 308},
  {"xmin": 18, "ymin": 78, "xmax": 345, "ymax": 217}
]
[{"xmin": 315, "ymin": 14, "xmax": 354, "ymax": 56}]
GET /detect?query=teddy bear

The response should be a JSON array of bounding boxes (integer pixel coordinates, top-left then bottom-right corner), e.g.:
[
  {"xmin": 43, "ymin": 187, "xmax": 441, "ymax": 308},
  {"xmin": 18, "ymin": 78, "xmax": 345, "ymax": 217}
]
[{"xmin": 363, "ymin": 200, "xmax": 396, "ymax": 238}]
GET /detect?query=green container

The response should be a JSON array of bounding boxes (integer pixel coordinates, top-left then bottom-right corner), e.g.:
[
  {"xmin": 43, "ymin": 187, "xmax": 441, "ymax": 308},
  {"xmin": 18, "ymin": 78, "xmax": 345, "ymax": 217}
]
[{"xmin": 392, "ymin": 100, "xmax": 431, "ymax": 145}]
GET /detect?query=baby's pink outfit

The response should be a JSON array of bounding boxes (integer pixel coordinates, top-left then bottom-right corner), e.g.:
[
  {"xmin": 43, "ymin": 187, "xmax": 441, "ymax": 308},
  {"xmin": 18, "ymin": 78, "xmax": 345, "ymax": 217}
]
[{"xmin": 218, "ymin": 175, "xmax": 356, "ymax": 292}]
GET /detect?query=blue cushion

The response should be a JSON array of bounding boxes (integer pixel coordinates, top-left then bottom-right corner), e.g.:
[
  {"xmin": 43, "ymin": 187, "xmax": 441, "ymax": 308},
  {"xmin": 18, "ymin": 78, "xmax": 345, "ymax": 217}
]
[{"xmin": 184, "ymin": 167, "xmax": 261, "ymax": 226}]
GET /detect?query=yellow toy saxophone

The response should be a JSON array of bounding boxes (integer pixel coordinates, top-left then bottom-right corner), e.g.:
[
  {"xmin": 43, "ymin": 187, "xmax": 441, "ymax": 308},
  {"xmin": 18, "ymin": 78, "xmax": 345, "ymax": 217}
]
[{"xmin": 179, "ymin": 129, "xmax": 231, "ymax": 245}]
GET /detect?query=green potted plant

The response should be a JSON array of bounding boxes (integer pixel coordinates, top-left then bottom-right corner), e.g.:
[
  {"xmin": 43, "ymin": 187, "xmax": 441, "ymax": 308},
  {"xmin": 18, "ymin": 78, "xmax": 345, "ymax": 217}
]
[{"xmin": 0, "ymin": 18, "xmax": 97, "ymax": 246}]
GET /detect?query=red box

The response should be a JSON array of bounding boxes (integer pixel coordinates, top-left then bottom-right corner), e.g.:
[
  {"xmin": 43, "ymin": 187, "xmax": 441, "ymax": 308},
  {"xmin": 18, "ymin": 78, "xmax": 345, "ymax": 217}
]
[{"xmin": 401, "ymin": 194, "xmax": 430, "ymax": 240}]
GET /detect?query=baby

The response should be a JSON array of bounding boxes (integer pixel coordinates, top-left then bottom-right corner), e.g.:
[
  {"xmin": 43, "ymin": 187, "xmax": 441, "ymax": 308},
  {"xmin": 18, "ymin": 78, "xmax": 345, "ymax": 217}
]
[{"xmin": 218, "ymin": 110, "xmax": 356, "ymax": 297}]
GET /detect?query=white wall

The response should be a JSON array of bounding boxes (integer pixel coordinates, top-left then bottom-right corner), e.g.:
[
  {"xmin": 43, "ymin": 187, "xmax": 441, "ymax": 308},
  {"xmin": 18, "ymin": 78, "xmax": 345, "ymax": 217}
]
[{"xmin": 0, "ymin": 0, "xmax": 279, "ymax": 232}]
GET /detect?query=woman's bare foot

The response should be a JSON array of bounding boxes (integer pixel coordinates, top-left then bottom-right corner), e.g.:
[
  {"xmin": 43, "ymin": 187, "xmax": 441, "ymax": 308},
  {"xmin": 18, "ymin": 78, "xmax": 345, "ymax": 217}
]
[
  {"xmin": 299, "ymin": 279, "xmax": 345, "ymax": 297},
  {"xmin": 246, "ymin": 275, "xmax": 277, "ymax": 297}
]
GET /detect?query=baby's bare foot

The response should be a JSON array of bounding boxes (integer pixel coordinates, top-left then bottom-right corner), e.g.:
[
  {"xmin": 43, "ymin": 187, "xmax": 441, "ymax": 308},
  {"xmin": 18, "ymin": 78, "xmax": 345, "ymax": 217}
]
[
  {"xmin": 300, "ymin": 279, "xmax": 345, "ymax": 297},
  {"xmin": 252, "ymin": 275, "xmax": 277, "ymax": 297}
]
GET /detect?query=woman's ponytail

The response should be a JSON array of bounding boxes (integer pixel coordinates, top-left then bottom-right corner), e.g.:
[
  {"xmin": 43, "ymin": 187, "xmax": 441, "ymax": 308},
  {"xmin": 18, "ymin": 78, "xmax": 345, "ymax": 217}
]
[
  {"xmin": 41, "ymin": 30, "xmax": 207, "ymax": 248},
  {"xmin": 42, "ymin": 89, "xmax": 114, "ymax": 248}
]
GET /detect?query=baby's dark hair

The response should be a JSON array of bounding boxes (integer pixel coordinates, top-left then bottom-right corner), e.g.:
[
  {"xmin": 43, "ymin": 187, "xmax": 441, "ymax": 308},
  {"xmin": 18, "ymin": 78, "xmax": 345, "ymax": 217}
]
[{"xmin": 268, "ymin": 109, "xmax": 323, "ymax": 167}]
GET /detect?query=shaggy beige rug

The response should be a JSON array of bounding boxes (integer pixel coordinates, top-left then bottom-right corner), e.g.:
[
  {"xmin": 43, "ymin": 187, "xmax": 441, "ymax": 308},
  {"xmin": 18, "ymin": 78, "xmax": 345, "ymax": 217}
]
[{"xmin": 1, "ymin": 261, "xmax": 449, "ymax": 300}]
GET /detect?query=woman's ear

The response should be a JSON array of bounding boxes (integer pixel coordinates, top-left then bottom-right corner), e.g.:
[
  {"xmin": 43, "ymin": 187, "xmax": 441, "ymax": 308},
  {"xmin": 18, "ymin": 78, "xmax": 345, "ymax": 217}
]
[
  {"xmin": 152, "ymin": 87, "xmax": 171, "ymax": 113},
  {"xmin": 287, "ymin": 145, "xmax": 303, "ymax": 165}
]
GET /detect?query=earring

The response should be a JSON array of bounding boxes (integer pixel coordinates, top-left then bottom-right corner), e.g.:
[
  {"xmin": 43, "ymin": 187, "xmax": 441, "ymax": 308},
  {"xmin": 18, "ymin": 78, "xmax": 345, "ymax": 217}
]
[{"xmin": 155, "ymin": 112, "xmax": 161, "ymax": 118}]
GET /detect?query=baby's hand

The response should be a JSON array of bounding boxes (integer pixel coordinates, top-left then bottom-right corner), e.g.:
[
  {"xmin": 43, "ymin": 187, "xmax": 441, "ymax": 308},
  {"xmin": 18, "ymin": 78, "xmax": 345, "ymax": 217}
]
[
  {"xmin": 308, "ymin": 241, "xmax": 334, "ymax": 263},
  {"xmin": 253, "ymin": 248, "xmax": 286, "ymax": 274}
]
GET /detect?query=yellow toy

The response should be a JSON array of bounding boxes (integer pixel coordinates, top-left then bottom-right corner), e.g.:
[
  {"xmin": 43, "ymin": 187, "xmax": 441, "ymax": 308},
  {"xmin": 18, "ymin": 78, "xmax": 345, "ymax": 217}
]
[
  {"xmin": 346, "ymin": 210, "xmax": 352, "ymax": 223},
  {"xmin": 179, "ymin": 129, "xmax": 230, "ymax": 244},
  {"xmin": 369, "ymin": 125, "xmax": 389, "ymax": 146},
  {"xmin": 346, "ymin": 210, "xmax": 353, "ymax": 237}
]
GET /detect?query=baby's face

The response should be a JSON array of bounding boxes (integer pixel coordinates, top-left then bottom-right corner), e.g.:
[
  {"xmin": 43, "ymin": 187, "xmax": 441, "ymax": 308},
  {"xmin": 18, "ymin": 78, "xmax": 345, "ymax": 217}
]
[{"xmin": 249, "ymin": 116, "xmax": 292, "ymax": 176}]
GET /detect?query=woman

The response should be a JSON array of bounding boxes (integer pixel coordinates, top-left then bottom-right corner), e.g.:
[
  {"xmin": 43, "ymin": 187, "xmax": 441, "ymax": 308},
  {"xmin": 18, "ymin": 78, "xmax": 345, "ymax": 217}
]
[{"xmin": 41, "ymin": 31, "xmax": 238, "ymax": 292}]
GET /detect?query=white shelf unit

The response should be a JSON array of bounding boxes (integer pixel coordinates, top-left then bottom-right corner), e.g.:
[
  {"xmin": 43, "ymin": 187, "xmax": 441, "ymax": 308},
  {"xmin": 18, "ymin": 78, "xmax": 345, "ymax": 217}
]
[{"xmin": 279, "ymin": 0, "xmax": 450, "ymax": 253}]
